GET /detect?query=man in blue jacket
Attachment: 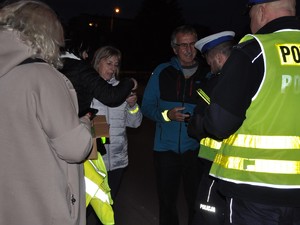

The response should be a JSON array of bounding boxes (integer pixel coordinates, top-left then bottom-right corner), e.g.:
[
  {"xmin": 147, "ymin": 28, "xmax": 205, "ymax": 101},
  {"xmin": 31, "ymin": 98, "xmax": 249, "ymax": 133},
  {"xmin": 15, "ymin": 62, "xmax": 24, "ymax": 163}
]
[{"xmin": 141, "ymin": 25, "xmax": 209, "ymax": 225}]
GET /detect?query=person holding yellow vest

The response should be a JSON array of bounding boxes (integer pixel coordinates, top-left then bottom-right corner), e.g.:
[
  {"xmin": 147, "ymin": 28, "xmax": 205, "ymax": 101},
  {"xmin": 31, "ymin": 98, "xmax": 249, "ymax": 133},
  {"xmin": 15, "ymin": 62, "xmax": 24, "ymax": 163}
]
[
  {"xmin": 187, "ymin": 31, "xmax": 236, "ymax": 225},
  {"xmin": 193, "ymin": 0, "xmax": 300, "ymax": 224}
]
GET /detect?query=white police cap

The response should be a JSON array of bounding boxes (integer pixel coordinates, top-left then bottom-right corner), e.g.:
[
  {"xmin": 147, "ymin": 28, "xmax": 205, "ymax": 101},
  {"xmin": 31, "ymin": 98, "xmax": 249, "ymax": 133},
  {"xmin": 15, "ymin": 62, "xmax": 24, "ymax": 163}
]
[{"xmin": 195, "ymin": 31, "xmax": 235, "ymax": 54}]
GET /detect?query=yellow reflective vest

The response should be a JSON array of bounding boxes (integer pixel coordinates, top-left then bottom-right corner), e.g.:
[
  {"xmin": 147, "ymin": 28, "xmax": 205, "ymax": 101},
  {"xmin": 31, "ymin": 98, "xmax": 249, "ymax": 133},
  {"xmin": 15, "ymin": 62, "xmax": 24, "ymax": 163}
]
[
  {"xmin": 210, "ymin": 30, "xmax": 300, "ymax": 188},
  {"xmin": 84, "ymin": 153, "xmax": 114, "ymax": 225},
  {"xmin": 199, "ymin": 137, "xmax": 222, "ymax": 161}
]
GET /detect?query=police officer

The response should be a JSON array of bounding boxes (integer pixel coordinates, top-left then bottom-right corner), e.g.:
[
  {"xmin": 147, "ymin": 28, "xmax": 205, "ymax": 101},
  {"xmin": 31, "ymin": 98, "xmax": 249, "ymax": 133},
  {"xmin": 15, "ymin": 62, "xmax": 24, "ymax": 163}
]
[
  {"xmin": 193, "ymin": 0, "xmax": 300, "ymax": 224},
  {"xmin": 188, "ymin": 31, "xmax": 236, "ymax": 225}
]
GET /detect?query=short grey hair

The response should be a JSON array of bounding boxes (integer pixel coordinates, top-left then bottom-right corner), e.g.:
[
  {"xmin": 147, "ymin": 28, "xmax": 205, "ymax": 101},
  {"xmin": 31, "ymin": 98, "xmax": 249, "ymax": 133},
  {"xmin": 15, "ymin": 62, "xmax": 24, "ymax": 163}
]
[{"xmin": 170, "ymin": 25, "xmax": 198, "ymax": 48}]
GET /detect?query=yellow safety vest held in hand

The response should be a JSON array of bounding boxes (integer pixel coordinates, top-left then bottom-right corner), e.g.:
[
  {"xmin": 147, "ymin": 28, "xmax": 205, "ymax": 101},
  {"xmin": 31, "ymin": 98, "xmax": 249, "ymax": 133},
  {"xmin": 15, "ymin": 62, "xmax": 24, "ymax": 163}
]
[
  {"xmin": 209, "ymin": 30, "xmax": 300, "ymax": 188},
  {"xmin": 84, "ymin": 153, "xmax": 114, "ymax": 225}
]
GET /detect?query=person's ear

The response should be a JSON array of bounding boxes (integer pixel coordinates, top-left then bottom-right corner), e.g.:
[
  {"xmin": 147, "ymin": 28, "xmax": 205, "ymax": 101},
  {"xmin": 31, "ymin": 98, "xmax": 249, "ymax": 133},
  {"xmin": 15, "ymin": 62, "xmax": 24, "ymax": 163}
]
[
  {"xmin": 172, "ymin": 47, "xmax": 178, "ymax": 55},
  {"xmin": 215, "ymin": 53, "xmax": 222, "ymax": 64},
  {"xmin": 82, "ymin": 50, "xmax": 89, "ymax": 60},
  {"xmin": 216, "ymin": 53, "xmax": 227, "ymax": 67},
  {"xmin": 257, "ymin": 4, "xmax": 267, "ymax": 24}
]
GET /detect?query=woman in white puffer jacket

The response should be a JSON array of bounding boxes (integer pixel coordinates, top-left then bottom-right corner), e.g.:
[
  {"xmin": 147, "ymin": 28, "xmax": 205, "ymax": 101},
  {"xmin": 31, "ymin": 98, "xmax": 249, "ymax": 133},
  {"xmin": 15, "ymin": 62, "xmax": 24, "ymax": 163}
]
[{"xmin": 91, "ymin": 46, "xmax": 143, "ymax": 200}]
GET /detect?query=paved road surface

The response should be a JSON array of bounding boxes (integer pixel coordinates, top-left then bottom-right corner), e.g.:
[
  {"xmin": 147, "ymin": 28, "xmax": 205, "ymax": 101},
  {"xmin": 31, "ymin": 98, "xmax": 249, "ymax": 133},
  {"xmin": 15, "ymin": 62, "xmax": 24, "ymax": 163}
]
[{"xmin": 113, "ymin": 117, "xmax": 188, "ymax": 225}]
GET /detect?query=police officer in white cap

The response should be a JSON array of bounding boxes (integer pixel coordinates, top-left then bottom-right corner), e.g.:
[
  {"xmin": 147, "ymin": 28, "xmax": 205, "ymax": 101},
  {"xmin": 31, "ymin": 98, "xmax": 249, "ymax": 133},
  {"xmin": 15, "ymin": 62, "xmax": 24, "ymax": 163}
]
[
  {"xmin": 188, "ymin": 31, "xmax": 236, "ymax": 225},
  {"xmin": 195, "ymin": 31, "xmax": 235, "ymax": 75},
  {"xmin": 190, "ymin": 0, "xmax": 300, "ymax": 224}
]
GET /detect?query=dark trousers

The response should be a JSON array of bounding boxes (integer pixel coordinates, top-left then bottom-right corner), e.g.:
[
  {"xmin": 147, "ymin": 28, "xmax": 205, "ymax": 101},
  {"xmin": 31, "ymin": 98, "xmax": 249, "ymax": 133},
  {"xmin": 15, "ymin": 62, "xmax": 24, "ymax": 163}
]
[
  {"xmin": 154, "ymin": 150, "xmax": 201, "ymax": 225},
  {"xmin": 224, "ymin": 197, "xmax": 300, "ymax": 225},
  {"xmin": 108, "ymin": 167, "xmax": 126, "ymax": 200},
  {"xmin": 191, "ymin": 158, "xmax": 225, "ymax": 225}
]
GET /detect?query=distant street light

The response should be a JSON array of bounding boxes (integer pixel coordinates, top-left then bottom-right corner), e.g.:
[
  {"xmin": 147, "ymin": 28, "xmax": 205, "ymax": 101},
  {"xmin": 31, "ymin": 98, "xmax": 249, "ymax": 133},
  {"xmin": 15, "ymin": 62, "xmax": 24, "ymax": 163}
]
[{"xmin": 110, "ymin": 7, "xmax": 120, "ymax": 32}]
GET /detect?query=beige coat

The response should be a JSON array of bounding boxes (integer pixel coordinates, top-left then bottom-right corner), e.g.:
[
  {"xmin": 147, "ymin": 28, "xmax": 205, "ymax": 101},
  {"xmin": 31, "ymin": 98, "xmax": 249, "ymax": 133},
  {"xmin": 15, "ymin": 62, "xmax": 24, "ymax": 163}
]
[{"xmin": 0, "ymin": 30, "xmax": 92, "ymax": 225}]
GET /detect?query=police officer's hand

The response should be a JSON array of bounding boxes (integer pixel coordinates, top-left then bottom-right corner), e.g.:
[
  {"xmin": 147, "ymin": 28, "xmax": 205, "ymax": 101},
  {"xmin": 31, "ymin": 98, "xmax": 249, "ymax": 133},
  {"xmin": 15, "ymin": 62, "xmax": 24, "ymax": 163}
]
[{"xmin": 167, "ymin": 107, "xmax": 190, "ymax": 122}]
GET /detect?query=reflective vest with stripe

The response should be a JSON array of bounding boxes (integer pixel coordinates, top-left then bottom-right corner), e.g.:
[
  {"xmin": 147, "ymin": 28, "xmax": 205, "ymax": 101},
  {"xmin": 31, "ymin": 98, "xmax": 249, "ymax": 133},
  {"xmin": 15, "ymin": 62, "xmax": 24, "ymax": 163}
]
[
  {"xmin": 209, "ymin": 30, "xmax": 300, "ymax": 188},
  {"xmin": 84, "ymin": 153, "xmax": 114, "ymax": 225},
  {"xmin": 200, "ymin": 138, "xmax": 222, "ymax": 161}
]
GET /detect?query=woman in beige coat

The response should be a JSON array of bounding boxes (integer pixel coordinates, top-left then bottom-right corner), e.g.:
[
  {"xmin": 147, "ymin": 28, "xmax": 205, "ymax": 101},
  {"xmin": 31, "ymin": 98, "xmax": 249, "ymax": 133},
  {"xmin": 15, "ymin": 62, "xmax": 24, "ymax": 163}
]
[{"xmin": 0, "ymin": 1, "xmax": 92, "ymax": 225}]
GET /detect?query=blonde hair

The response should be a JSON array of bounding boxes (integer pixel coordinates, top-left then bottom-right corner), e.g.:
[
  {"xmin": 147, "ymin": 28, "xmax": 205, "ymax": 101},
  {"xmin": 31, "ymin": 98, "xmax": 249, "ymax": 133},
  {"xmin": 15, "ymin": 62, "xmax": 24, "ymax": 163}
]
[
  {"xmin": 92, "ymin": 46, "xmax": 122, "ymax": 79},
  {"xmin": 0, "ymin": 0, "xmax": 64, "ymax": 68}
]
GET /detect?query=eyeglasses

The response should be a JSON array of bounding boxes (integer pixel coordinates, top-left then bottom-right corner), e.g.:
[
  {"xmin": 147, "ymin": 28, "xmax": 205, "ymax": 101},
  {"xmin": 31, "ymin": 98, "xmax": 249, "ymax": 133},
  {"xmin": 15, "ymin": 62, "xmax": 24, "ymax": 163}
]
[{"xmin": 174, "ymin": 42, "xmax": 196, "ymax": 48}]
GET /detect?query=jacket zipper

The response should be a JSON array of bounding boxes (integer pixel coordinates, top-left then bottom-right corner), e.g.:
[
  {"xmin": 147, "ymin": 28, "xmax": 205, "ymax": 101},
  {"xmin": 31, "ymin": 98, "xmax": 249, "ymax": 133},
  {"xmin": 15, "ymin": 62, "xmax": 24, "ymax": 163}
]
[{"xmin": 178, "ymin": 76, "xmax": 188, "ymax": 154}]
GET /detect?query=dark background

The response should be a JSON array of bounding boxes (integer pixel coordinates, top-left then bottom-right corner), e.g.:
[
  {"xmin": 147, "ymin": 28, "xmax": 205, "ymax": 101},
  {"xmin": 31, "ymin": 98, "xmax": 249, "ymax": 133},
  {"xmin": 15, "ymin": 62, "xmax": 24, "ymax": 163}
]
[
  {"xmin": 49, "ymin": 0, "xmax": 252, "ymax": 72},
  {"xmin": 1, "ymin": 0, "xmax": 299, "ymax": 71}
]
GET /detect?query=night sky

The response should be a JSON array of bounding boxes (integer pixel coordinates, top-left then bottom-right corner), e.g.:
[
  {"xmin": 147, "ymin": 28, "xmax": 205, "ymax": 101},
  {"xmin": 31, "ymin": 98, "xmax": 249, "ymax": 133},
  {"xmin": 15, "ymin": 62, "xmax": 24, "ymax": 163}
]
[
  {"xmin": 0, "ymin": 0, "xmax": 299, "ymax": 35},
  {"xmin": 42, "ymin": 0, "xmax": 300, "ymax": 35},
  {"xmin": 42, "ymin": 0, "xmax": 250, "ymax": 34}
]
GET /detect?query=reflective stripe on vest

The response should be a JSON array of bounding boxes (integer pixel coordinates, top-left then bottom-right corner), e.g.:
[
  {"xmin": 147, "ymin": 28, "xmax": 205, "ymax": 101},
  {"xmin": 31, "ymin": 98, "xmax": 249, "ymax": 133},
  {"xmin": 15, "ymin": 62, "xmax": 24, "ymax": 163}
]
[
  {"xmin": 214, "ymin": 153, "xmax": 300, "ymax": 174},
  {"xmin": 222, "ymin": 134, "xmax": 300, "ymax": 149},
  {"xmin": 199, "ymin": 138, "xmax": 222, "ymax": 161},
  {"xmin": 85, "ymin": 177, "xmax": 110, "ymax": 203},
  {"xmin": 201, "ymin": 138, "xmax": 222, "ymax": 149}
]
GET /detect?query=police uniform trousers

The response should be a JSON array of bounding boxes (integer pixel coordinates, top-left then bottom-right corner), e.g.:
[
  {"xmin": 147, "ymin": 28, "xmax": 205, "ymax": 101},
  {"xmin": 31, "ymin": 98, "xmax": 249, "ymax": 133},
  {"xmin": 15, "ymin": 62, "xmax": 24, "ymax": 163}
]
[
  {"xmin": 224, "ymin": 197, "xmax": 300, "ymax": 225},
  {"xmin": 191, "ymin": 158, "xmax": 225, "ymax": 225}
]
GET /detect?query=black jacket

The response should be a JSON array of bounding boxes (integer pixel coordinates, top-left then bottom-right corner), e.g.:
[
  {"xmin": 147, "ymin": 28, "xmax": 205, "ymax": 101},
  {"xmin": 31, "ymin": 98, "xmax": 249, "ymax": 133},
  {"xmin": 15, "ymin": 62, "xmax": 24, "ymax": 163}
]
[
  {"xmin": 199, "ymin": 16, "xmax": 300, "ymax": 206},
  {"xmin": 187, "ymin": 73, "xmax": 220, "ymax": 141},
  {"xmin": 60, "ymin": 58, "xmax": 134, "ymax": 117}
]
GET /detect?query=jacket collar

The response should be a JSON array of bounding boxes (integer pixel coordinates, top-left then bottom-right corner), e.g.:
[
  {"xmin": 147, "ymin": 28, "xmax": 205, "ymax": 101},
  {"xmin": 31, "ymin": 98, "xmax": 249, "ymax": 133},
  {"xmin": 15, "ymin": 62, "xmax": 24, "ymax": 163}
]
[{"xmin": 256, "ymin": 16, "xmax": 300, "ymax": 34}]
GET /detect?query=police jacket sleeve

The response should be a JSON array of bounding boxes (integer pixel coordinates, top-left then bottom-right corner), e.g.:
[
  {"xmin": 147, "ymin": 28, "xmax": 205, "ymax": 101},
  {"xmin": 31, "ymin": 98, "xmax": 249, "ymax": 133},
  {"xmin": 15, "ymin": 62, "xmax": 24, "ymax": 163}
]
[
  {"xmin": 187, "ymin": 113, "xmax": 205, "ymax": 141},
  {"xmin": 202, "ymin": 45, "xmax": 264, "ymax": 140}
]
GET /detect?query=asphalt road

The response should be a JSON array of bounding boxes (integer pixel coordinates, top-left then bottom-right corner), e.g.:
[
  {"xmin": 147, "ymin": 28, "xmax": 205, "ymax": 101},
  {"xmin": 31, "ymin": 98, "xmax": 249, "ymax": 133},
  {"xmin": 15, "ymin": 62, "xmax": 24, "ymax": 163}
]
[{"xmin": 113, "ymin": 117, "xmax": 188, "ymax": 225}]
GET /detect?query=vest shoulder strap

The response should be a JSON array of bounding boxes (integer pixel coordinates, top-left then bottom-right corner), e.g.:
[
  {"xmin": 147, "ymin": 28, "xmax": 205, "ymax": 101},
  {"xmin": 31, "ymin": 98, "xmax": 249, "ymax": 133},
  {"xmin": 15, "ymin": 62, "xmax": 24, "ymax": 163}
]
[{"xmin": 18, "ymin": 58, "xmax": 45, "ymax": 66}]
